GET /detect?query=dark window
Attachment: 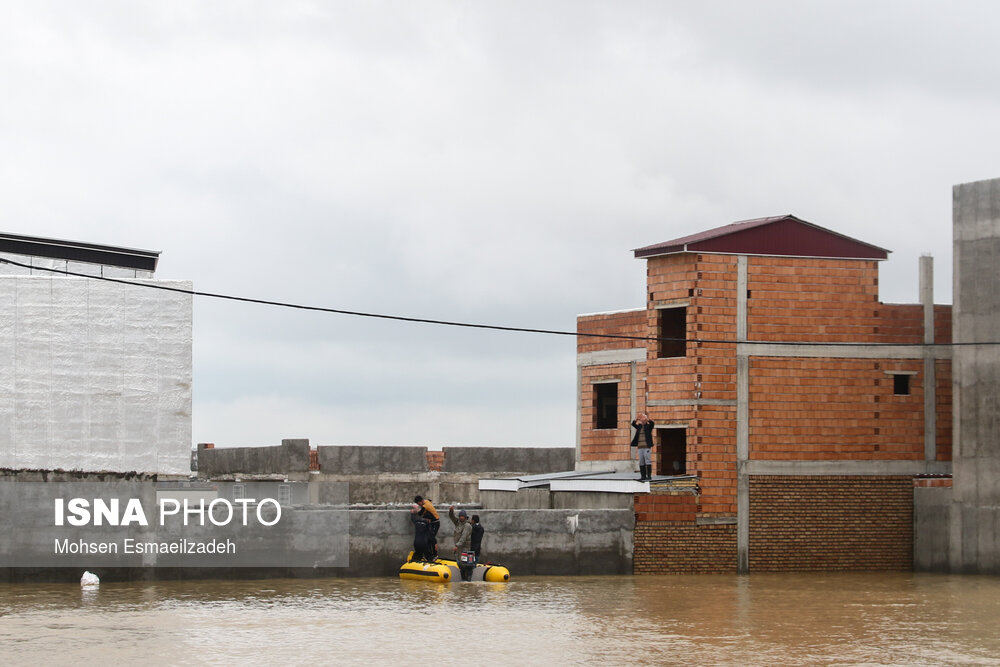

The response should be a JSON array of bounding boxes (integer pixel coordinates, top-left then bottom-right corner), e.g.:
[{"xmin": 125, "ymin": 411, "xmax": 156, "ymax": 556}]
[
  {"xmin": 658, "ymin": 428, "xmax": 687, "ymax": 476},
  {"xmin": 594, "ymin": 383, "xmax": 618, "ymax": 429},
  {"xmin": 893, "ymin": 374, "xmax": 911, "ymax": 395},
  {"xmin": 658, "ymin": 307, "xmax": 687, "ymax": 358}
]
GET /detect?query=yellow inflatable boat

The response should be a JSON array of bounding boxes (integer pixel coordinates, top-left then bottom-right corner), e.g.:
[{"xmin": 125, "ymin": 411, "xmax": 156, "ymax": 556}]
[{"xmin": 399, "ymin": 552, "xmax": 511, "ymax": 583}]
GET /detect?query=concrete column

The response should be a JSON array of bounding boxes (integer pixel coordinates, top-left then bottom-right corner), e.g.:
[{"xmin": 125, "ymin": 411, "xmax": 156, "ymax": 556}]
[
  {"xmin": 951, "ymin": 177, "xmax": 1000, "ymax": 574},
  {"xmin": 921, "ymin": 256, "xmax": 937, "ymax": 463},
  {"xmin": 575, "ymin": 364, "xmax": 583, "ymax": 467},
  {"xmin": 736, "ymin": 255, "xmax": 750, "ymax": 574}
]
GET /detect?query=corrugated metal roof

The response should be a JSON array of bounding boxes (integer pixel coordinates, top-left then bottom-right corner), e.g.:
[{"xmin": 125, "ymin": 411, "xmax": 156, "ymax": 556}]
[{"xmin": 632, "ymin": 215, "xmax": 890, "ymax": 261}]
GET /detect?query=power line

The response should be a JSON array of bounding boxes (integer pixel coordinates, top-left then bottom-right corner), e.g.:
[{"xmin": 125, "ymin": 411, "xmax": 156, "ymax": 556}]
[{"xmin": 0, "ymin": 256, "xmax": 989, "ymax": 347}]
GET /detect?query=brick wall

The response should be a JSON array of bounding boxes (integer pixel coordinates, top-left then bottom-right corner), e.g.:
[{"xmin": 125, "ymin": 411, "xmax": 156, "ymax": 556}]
[
  {"xmin": 747, "ymin": 257, "xmax": 880, "ymax": 342},
  {"xmin": 749, "ymin": 357, "xmax": 926, "ymax": 460},
  {"xmin": 425, "ymin": 450, "xmax": 444, "ymax": 472},
  {"xmin": 633, "ymin": 490, "xmax": 737, "ymax": 573},
  {"xmin": 634, "ymin": 523, "xmax": 738, "ymax": 574},
  {"xmin": 577, "ymin": 308, "xmax": 647, "ymax": 354},
  {"xmin": 580, "ymin": 362, "xmax": 638, "ymax": 461},
  {"xmin": 749, "ymin": 475, "xmax": 913, "ymax": 571},
  {"xmin": 578, "ymin": 310, "xmax": 648, "ymax": 463},
  {"xmin": 579, "ymin": 248, "xmax": 952, "ymax": 537}
]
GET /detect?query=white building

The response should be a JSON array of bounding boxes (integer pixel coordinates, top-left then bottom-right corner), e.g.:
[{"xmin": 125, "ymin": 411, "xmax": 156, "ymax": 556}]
[{"xmin": 0, "ymin": 232, "xmax": 192, "ymax": 475}]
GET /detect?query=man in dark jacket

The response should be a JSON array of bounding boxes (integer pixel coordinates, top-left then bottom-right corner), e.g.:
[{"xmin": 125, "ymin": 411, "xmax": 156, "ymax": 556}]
[
  {"xmin": 470, "ymin": 514, "xmax": 484, "ymax": 561},
  {"xmin": 414, "ymin": 495, "xmax": 440, "ymax": 558},
  {"xmin": 631, "ymin": 412, "xmax": 655, "ymax": 481},
  {"xmin": 410, "ymin": 505, "xmax": 435, "ymax": 561}
]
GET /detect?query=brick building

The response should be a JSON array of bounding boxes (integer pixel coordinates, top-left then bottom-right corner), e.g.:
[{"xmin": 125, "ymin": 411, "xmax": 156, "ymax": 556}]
[{"xmin": 577, "ymin": 215, "xmax": 952, "ymax": 572}]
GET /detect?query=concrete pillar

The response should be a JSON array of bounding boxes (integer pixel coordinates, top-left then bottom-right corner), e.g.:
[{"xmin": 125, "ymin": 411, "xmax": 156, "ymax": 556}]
[
  {"xmin": 951, "ymin": 177, "xmax": 1000, "ymax": 574},
  {"xmin": 921, "ymin": 256, "xmax": 937, "ymax": 463},
  {"xmin": 736, "ymin": 255, "xmax": 750, "ymax": 574}
]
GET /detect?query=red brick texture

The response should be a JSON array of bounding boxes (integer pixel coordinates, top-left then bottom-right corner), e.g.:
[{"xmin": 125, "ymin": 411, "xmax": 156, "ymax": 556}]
[
  {"xmin": 748, "ymin": 476, "xmax": 913, "ymax": 571},
  {"xmin": 578, "ymin": 308, "xmax": 647, "ymax": 354},
  {"xmin": 425, "ymin": 450, "xmax": 444, "ymax": 472},
  {"xmin": 634, "ymin": 491, "xmax": 737, "ymax": 574},
  {"xmin": 581, "ymin": 245, "xmax": 951, "ymax": 573}
]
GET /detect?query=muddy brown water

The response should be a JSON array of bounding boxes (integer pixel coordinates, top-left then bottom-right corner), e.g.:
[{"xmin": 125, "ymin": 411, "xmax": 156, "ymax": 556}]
[{"xmin": 1, "ymin": 573, "xmax": 999, "ymax": 665}]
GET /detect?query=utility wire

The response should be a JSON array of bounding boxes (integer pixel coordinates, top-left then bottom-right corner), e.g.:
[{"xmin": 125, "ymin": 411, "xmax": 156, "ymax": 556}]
[{"xmin": 0, "ymin": 256, "xmax": 988, "ymax": 347}]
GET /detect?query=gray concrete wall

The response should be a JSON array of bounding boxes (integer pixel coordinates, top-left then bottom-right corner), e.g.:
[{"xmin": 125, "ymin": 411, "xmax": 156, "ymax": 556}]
[
  {"xmin": 315, "ymin": 473, "xmax": 482, "ymax": 505},
  {"xmin": 0, "ymin": 467, "xmax": 633, "ymax": 578},
  {"xmin": 914, "ymin": 486, "xmax": 953, "ymax": 572},
  {"xmin": 951, "ymin": 177, "xmax": 1000, "ymax": 574},
  {"xmin": 350, "ymin": 508, "xmax": 634, "ymax": 577},
  {"xmin": 481, "ymin": 489, "xmax": 635, "ymax": 510},
  {"xmin": 442, "ymin": 447, "xmax": 574, "ymax": 473},
  {"xmin": 197, "ymin": 439, "xmax": 310, "ymax": 478},
  {"xmin": 318, "ymin": 445, "xmax": 428, "ymax": 474}
]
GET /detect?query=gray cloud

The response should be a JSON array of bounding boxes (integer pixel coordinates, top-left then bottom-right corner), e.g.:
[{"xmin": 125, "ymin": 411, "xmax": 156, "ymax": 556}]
[{"xmin": 2, "ymin": 1, "xmax": 996, "ymax": 447}]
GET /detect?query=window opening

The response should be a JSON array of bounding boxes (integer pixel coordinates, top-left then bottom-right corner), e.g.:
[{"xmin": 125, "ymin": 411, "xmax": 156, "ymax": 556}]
[
  {"xmin": 893, "ymin": 374, "xmax": 911, "ymax": 395},
  {"xmin": 594, "ymin": 383, "xmax": 618, "ymax": 429},
  {"xmin": 657, "ymin": 306, "xmax": 687, "ymax": 358},
  {"xmin": 658, "ymin": 428, "xmax": 687, "ymax": 476}
]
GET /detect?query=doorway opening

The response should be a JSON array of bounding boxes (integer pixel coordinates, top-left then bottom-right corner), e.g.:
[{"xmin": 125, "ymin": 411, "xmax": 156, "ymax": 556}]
[{"xmin": 658, "ymin": 428, "xmax": 687, "ymax": 476}]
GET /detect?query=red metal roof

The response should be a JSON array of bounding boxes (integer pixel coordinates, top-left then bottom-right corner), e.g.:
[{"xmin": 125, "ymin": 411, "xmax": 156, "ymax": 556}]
[{"xmin": 632, "ymin": 215, "xmax": 890, "ymax": 261}]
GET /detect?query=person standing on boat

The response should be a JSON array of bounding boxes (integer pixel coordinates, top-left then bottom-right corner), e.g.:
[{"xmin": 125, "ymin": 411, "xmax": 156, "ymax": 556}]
[
  {"xmin": 414, "ymin": 495, "xmax": 440, "ymax": 558},
  {"xmin": 410, "ymin": 505, "xmax": 435, "ymax": 561},
  {"xmin": 449, "ymin": 505, "xmax": 474, "ymax": 581},
  {"xmin": 631, "ymin": 412, "xmax": 655, "ymax": 481},
  {"xmin": 470, "ymin": 514, "xmax": 484, "ymax": 561}
]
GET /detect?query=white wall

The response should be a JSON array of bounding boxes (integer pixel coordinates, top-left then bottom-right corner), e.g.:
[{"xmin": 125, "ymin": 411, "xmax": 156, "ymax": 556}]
[{"xmin": 0, "ymin": 272, "xmax": 192, "ymax": 474}]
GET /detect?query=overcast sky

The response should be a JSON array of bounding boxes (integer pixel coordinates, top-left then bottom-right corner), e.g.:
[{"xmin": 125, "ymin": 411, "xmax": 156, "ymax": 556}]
[{"xmin": 3, "ymin": 2, "xmax": 999, "ymax": 449}]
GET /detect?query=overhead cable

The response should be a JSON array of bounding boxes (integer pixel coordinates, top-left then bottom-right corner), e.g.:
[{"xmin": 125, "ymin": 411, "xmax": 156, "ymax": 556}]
[{"xmin": 0, "ymin": 256, "xmax": 986, "ymax": 347}]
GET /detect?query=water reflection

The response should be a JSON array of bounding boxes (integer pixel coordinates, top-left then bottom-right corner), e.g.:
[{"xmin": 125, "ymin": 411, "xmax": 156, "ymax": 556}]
[{"xmin": 1, "ymin": 574, "xmax": 998, "ymax": 665}]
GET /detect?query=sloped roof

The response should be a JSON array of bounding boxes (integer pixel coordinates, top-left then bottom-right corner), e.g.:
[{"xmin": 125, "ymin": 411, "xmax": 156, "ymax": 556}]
[
  {"xmin": 0, "ymin": 232, "xmax": 160, "ymax": 271},
  {"xmin": 632, "ymin": 215, "xmax": 890, "ymax": 261}
]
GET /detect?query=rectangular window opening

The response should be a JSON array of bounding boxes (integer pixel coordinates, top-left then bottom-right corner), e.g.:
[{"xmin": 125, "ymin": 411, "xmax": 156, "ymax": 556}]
[
  {"xmin": 593, "ymin": 383, "xmax": 619, "ymax": 430},
  {"xmin": 658, "ymin": 428, "xmax": 687, "ymax": 476},
  {"xmin": 657, "ymin": 306, "xmax": 687, "ymax": 358},
  {"xmin": 893, "ymin": 374, "xmax": 911, "ymax": 395}
]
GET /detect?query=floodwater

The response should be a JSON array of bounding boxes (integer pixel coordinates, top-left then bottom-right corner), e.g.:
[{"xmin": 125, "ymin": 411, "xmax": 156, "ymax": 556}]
[{"xmin": 1, "ymin": 573, "xmax": 999, "ymax": 666}]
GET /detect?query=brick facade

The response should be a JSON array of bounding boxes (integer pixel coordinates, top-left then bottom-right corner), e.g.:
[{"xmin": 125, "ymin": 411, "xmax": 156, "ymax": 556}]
[
  {"xmin": 748, "ymin": 476, "xmax": 913, "ymax": 571},
  {"xmin": 633, "ymin": 491, "xmax": 737, "ymax": 574},
  {"xmin": 578, "ymin": 217, "xmax": 952, "ymax": 573}
]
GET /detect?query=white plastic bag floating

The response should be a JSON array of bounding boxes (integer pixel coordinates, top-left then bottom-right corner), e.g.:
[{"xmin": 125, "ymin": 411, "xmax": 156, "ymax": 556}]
[{"xmin": 80, "ymin": 571, "xmax": 100, "ymax": 588}]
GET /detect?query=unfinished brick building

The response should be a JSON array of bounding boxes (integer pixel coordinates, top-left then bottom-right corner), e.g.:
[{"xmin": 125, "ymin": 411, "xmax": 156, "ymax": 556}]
[{"xmin": 577, "ymin": 215, "xmax": 952, "ymax": 573}]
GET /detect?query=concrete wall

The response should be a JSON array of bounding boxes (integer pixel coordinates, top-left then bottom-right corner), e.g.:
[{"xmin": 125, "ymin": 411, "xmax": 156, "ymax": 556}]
[
  {"xmin": 317, "ymin": 473, "xmax": 483, "ymax": 505},
  {"xmin": 349, "ymin": 508, "xmax": 633, "ymax": 576},
  {"xmin": 197, "ymin": 440, "xmax": 311, "ymax": 478},
  {"xmin": 481, "ymin": 489, "xmax": 634, "ymax": 510},
  {"xmin": 318, "ymin": 445, "xmax": 428, "ymax": 474},
  {"xmin": 950, "ymin": 177, "xmax": 1000, "ymax": 574},
  {"xmin": 0, "ymin": 274, "xmax": 192, "ymax": 474},
  {"xmin": 441, "ymin": 447, "xmax": 574, "ymax": 473},
  {"xmin": 914, "ymin": 485, "xmax": 952, "ymax": 572}
]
